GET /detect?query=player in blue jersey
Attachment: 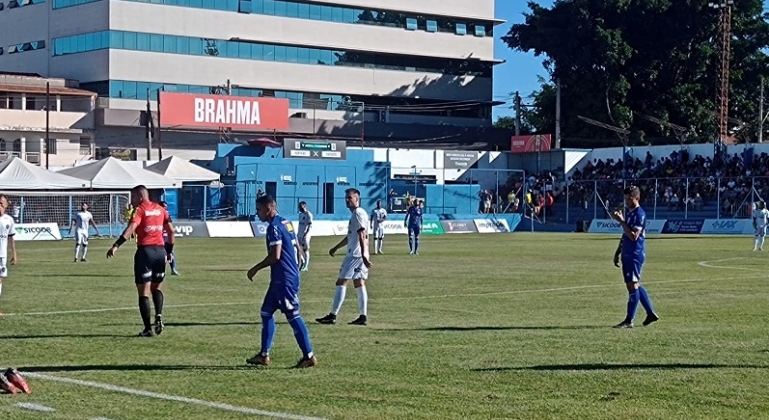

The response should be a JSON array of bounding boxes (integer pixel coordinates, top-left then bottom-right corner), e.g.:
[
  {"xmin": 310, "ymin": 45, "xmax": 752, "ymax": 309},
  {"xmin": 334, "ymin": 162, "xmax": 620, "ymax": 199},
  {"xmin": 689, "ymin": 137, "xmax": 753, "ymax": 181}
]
[
  {"xmin": 246, "ymin": 194, "xmax": 317, "ymax": 368},
  {"xmin": 611, "ymin": 186, "xmax": 660, "ymax": 329},
  {"xmin": 404, "ymin": 200, "xmax": 424, "ymax": 254},
  {"xmin": 158, "ymin": 202, "xmax": 180, "ymax": 276}
]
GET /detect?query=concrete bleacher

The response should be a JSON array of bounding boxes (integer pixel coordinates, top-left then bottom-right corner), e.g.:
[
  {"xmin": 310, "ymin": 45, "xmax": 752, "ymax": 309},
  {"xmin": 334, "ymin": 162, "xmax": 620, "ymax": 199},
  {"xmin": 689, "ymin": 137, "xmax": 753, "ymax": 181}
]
[{"xmin": 548, "ymin": 200, "xmax": 731, "ymax": 226}]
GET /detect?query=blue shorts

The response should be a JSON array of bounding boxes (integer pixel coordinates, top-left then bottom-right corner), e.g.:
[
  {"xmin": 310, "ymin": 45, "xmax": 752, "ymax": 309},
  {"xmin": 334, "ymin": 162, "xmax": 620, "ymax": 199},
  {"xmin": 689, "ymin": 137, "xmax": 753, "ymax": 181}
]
[
  {"xmin": 261, "ymin": 285, "xmax": 300, "ymax": 317},
  {"xmin": 408, "ymin": 225, "xmax": 421, "ymax": 237},
  {"xmin": 621, "ymin": 257, "xmax": 644, "ymax": 283}
]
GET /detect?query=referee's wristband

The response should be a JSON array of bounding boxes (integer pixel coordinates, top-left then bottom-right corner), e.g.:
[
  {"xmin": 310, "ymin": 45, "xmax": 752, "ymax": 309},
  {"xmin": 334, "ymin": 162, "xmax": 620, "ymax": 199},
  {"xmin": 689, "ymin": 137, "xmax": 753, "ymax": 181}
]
[
  {"xmin": 164, "ymin": 243, "xmax": 174, "ymax": 255},
  {"xmin": 113, "ymin": 236, "xmax": 127, "ymax": 248}
]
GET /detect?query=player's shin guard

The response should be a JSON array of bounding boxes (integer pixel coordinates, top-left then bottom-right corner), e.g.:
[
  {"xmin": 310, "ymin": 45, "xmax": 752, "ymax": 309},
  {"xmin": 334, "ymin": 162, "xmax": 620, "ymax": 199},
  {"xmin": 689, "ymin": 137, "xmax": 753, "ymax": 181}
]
[
  {"xmin": 638, "ymin": 286, "xmax": 655, "ymax": 314},
  {"xmin": 287, "ymin": 315, "xmax": 314, "ymax": 358},
  {"xmin": 260, "ymin": 313, "xmax": 276, "ymax": 356},
  {"xmin": 138, "ymin": 296, "xmax": 152, "ymax": 330},
  {"xmin": 356, "ymin": 286, "xmax": 368, "ymax": 316},
  {"xmin": 331, "ymin": 285, "xmax": 346, "ymax": 315},
  {"xmin": 626, "ymin": 289, "xmax": 640, "ymax": 322},
  {"xmin": 152, "ymin": 290, "xmax": 164, "ymax": 316}
]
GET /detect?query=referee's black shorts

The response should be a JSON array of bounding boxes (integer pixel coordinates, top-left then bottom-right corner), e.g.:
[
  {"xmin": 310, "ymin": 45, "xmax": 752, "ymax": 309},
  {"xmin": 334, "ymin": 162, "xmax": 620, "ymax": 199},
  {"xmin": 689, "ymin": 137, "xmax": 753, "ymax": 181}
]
[{"xmin": 133, "ymin": 246, "xmax": 167, "ymax": 285}]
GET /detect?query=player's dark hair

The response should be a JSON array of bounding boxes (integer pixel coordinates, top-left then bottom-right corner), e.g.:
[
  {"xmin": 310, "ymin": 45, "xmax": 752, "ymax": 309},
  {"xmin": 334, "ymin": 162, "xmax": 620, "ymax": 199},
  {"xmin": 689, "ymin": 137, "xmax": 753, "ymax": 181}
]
[
  {"xmin": 623, "ymin": 185, "xmax": 640, "ymax": 198},
  {"xmin": 299, "ymin": 201, "xmax": 307, "ymax": 206},
  {"xmin": 345, "ymin": 188, "xmax": 361, "ymax": 197},
  {"xmin": 256, "ymin": 194, "xmax": 276, "ymax": 206},
  {"xmin": 131, "ymin": 185, "xmax": 148, "ymax": 194}
]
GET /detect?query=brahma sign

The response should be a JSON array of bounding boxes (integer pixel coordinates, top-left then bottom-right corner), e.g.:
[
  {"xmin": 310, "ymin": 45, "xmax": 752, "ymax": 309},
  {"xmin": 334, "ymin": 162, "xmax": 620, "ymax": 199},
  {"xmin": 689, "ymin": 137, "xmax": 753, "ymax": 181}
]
[
  {"xmin": 159, "ymin": 92, "xmax": 290, "ymax": 131},
  {"xmin": 511, "ymin": 134, "xmax": 552, "ymax": 153}
]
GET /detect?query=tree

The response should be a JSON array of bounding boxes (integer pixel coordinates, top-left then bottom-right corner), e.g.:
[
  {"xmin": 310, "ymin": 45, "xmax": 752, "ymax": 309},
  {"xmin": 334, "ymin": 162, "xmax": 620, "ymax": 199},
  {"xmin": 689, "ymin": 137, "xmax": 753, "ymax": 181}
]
[
  {"xmin": 493, "ymin": 116, "xmax": 516, "ymax": 130},
  {"xmin": 503, "ymin": 0, "xmax": 769, "ymax": 147}
]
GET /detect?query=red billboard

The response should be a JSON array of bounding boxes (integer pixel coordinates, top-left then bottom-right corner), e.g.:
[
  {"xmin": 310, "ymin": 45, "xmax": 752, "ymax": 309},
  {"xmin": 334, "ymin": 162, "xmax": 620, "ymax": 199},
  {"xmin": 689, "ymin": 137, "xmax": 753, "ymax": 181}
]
[
  {"xmin": 159, "ymin": 92, "xmax": 290, "ymax": 131},
  {"xmin": 511, "ymin": 134, "xmax": 552, "ymax": 153}
]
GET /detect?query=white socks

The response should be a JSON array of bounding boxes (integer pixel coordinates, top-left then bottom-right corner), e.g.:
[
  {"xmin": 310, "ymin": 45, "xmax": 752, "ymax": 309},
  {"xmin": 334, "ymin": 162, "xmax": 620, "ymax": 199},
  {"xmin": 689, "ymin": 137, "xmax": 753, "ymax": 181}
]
[
  {"xmin": 761, "ymin": 237, "xmax": 766, "ymax": 249},
  {"xmin": 74, "ymin": 245, "xmax": 80, "ymax": 259},
  {"xmin": 81, "ymin": 245, "xmax": 88, "ymax": 259},
  {"xmin": 331, "ymin": 285, "xmax": 346, "ymax": 315},
  {"xmin": 356, "ymin": 286, "xmax": 368, "ymax": 316},
  {"xmin": 305, "ymin": 251, "xmax": 310, "ymax": 267},
  {"xmin": 376, "ymin": 239, "xmax": 383, "ymax": 253},
  {"xmin": 0, "ymin": 282, "xmax": 3, "ymax": 303}
]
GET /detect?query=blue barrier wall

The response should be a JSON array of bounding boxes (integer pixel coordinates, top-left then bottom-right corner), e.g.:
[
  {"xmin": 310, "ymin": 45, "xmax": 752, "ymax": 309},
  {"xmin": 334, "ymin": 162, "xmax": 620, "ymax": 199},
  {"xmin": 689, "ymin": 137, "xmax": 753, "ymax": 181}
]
[{"xmin": 424, "ymin": 184, "xmax": 481, "ymax": 214}]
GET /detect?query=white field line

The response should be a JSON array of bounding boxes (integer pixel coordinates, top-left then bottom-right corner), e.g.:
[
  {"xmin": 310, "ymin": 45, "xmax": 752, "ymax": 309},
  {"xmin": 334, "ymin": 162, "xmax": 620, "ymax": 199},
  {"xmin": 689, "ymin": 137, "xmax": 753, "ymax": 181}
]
[
  {"xmin": 4, "ymin": 274, "xmax": 760, "ymax": 318},
  {"xmin": 21, "ymin": 372, "xmax": 329, "ymax": 420},
  {"xmin": 697, "ymin": 257, "xmax": 768, "ymax": 272},
  {"xmin": 14, "ymin": 402, "xmax": 56, "ymax": 412}
]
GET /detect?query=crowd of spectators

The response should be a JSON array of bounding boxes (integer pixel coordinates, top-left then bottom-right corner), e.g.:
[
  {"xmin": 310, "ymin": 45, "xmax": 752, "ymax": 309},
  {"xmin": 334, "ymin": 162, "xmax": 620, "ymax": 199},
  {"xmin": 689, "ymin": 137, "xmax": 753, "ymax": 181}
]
[{"xmin": 567, "ymin": 148, "xmax": 769, "ymax": 217}]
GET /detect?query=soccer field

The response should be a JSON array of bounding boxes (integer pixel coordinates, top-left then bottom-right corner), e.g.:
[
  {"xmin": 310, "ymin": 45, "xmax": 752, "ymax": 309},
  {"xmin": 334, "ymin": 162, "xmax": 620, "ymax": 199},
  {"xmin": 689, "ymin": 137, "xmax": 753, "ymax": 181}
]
[{"xmin": 1, "ymin": 233, "xmax": 769, "ymax": 420}]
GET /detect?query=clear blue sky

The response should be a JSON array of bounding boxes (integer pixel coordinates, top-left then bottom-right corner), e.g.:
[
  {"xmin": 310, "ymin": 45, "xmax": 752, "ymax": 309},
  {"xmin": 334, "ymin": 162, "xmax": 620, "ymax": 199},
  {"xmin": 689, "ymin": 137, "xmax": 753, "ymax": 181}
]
[{"xmin": 492, "ymin": 0, "xmax": 769, "ymax": 121}]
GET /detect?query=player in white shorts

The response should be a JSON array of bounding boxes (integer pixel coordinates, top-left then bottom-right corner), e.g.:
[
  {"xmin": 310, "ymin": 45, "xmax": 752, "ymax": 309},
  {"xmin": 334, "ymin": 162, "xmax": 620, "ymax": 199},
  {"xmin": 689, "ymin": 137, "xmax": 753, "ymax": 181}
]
[
  {"xmin": 753, "ymin": 201, "xmax": 769, "ymax": 251},
  {"xmin": 297, "ymin": 201, "xmax": 313, "ymax": 271},
  {"xmin": 316, "ymin": 188, "xmax": 372, "ymax": 326},
  {"xmin": 69, "ymin": 202, "xmax": 101, "ymax": 262},
  {"xmin": 0, "ymin": 195, "xmax": 18, "ymax": 316},
  {"xmin": 370, "ymin": 200, "xmax": 387, "ymax": 254}
]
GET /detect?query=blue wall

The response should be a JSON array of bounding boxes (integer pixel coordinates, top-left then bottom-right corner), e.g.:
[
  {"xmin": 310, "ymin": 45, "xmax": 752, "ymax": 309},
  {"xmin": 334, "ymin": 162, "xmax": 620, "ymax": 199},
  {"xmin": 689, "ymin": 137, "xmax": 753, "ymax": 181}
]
[{"xmin": 424, "ymin": 184, "xmax": 480, "ymax": 214}]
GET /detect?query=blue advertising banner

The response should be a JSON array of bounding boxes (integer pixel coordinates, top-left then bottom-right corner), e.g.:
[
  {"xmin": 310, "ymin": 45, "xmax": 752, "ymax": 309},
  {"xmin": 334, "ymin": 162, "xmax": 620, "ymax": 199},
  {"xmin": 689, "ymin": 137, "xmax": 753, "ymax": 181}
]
[{"xmin": 662, "ymin": 220, "xmax": 705, "ymax": 234}]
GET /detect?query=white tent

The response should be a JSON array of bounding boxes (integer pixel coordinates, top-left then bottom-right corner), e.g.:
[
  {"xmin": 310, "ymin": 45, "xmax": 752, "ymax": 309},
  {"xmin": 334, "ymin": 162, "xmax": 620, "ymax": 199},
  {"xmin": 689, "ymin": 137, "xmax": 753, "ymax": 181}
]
[
  {"xmin": 146, "ymin": 156, "xmax": 220, "ymax": 182},
  {"xmin": 0, "ymin": 156, "xmax": 89, "ymax": 190},
  {"xmin": 59, "ymin": 157, "xmax": 179, "ymax": 189}
]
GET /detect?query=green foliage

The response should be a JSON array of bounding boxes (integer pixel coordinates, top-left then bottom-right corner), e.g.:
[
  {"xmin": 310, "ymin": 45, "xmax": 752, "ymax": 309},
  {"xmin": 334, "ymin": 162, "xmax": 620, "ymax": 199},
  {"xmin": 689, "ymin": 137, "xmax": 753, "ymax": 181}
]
[{"xmin": 503, "ymin": 0, "xmax": 769, "ymax": 146}]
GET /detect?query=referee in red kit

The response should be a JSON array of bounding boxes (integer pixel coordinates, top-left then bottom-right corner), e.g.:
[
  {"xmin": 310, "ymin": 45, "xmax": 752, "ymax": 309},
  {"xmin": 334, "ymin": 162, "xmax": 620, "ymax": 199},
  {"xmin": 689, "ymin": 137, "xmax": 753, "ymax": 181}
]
[{"xmin": 107, "ymin": 185, "xmax": 175, "ymax": 337}]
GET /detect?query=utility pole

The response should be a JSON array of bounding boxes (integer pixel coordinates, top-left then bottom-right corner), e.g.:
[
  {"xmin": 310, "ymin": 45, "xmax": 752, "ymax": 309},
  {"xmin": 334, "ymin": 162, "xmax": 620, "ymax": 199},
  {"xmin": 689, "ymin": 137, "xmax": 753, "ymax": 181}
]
[
  {"xmin": 226, "ymin": 79, "xmax": 232, "ymax": 95},
  {"xmin": 758, "ymin": 76, "xmax": 764, "ymax": 143},
  {"xmin": 157, "ymin": 87, "xmax": 163, "ymax": 159},
  {"xmin": 45, "ymin": 81, "xmax": 50, "ymax": 169},
  {"xmin": 145, "ymin": 88, "xmax": 153, "ymax": 160},
  {"xmin": 514, "ymin": 91, "xmax": 521, "ymax": 136},
  {"xmin": 555, "ymin": 78, "xmax": 562, "ymax": 149}
]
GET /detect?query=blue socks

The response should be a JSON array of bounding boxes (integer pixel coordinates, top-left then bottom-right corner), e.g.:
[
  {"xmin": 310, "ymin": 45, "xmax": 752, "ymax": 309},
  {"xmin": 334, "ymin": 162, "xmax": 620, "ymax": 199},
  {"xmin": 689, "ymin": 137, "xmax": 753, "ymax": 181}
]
[
  {"xmin": 638, "ymin": 286, "xmax": 655, "ymax": 315},
  {"xmin": 414, "ymin": 237, "xmax": 420, "ymax": 253},
  {"xmin": 169, "ymin": 255, "xmax": 177, "ymax": 271},
  {"xmin": 260, "ymin": 313, "xmax": 276, "ymax": 356},
  {"xmin": 409, "ymin": 234, "xmax": 414, "ymax": 252},
  {"xmin": 288, "ymin": 315, "xmax": 314, "ymax": 358},
  {"xmin": 626, "ymin": 289, "xmax": 640, "ymax": 322}
]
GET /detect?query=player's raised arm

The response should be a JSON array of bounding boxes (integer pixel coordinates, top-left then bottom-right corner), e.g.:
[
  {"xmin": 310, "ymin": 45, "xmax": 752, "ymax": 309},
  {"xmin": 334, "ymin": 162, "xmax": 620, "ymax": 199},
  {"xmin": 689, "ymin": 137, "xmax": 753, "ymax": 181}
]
[{"xmin": 403, "ymin": 211, "xmax": 410, "ymax": 227}]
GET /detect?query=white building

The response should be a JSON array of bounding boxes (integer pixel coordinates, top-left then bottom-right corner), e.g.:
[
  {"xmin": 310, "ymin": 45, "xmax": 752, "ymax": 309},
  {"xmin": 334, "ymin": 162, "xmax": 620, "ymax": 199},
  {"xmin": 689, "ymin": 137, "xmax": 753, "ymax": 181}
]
[
  {"xmin": 0, "ymin": 0, "xmax": 508, "ymax": 162},
  {"xmin": 0, "ymin": 73, "xmax": 96, "ymax": 167}
]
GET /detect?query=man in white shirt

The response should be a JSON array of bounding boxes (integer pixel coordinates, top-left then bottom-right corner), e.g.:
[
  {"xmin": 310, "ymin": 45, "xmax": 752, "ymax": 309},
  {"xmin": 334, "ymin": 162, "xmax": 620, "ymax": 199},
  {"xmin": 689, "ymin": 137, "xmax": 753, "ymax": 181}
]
[
  {"xmin": 69, "ymin": 202, "xmax": 100, "ymax": 262},
  {"xmin": 297, "ymin": 201, "xmax": 313, "ymax": 271},
  {"xmin": 753, "ymin": 201, "xmax": 769, "ymax": 251},
  {"xmin": 370, "ymin": 200, "xmax": 387, "ymax": 254},
  {"xmin": 316, "ymin": 188, "xmax": 372, "ymax": 326},
  {"xmin": 0, "ymin": 195, "xmax": 18, "ymax": 316}
]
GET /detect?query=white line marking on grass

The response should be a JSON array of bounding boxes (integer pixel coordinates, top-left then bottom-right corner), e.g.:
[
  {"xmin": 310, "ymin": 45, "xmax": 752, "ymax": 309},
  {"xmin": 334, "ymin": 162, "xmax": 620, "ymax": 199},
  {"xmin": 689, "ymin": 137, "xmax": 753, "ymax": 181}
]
[
  {"xmin": 15, "ymin": 402, "xmax": 56, "ymax": 412},
  {"xmin": 93, "ymin": 417, "xmax": 117, "ymax": 420},
  {"xmin": 5, "ymin": 275, "xmax": 761, "ymax": 317},
  {"xmin": 697, "ymin": 257, "xmax": 766, "ymax": 271},
  {"xmin": 22, "ymin": 372, "xmax": 329, "ymax": 420}
]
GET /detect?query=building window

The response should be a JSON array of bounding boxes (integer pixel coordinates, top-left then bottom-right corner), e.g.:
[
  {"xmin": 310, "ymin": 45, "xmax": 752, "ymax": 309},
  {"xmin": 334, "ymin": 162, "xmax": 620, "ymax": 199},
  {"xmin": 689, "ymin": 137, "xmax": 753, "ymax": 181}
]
[
  {"xmin": 52, "ymin": 0, "xmax": 98, "ymax": 7},
  {"xmin": 79, "ymin": 137, "xmax": 92, "ymax": 155},
  {"xmin": 406, "ymin": 18, "xmax": 417, "ymax": 30},
  {"xmin": 474, "ymin": 25, "xmax": 486, "ymax": 37},
  {"xmin": 456, "ymin": 23, "xmax": 467, "ymax": 35},
  {"xmin": 238, "ymin": 0, "xmax": 250, "ymax": 13},
  {"xmin": 8, "ymin": 40, "xmax": 46, "ymax": 54},
  {"xmin": 0, "ymin": 139, "xmax": 5, "ymax": 152},
  {"xmin": 12, "ymin": 139, "xmax": 21, "ymax": 152},
  {"xmin": 44, "ymin": 138, "xmax": 57, "ymax": 155},
  {"xmin": 25, "ymin": 97, "xmax": 35, "ymax": 110},
  {"xmin": 426, "ymin": 20, "xmax": 437, "ymax": 32},
  {"xmin": 52, "ymin": 31, "xmax": 493, "ymax": 77}
]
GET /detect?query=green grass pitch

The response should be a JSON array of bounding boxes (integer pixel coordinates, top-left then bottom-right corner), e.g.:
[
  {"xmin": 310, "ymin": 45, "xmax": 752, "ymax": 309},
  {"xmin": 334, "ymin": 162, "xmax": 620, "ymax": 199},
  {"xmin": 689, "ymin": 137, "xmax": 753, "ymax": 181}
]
[{"xmin": 1, "ymin": 233, "xmax": 769, "ymax": 420}]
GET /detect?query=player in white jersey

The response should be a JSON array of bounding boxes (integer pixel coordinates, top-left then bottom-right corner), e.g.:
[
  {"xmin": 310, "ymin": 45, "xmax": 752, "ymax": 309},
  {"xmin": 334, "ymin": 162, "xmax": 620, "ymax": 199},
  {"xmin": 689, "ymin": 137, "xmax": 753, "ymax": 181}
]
[
  {"xmin": 316, "ymin": 188, "xmax": 372, "ymax": 326},
  {"xmin": 0, "ymin": 195, "xmax": 18, "ymax": 316},
  {"xmin": 753, "ymin": 201, "xmax": 769, "ymax": 251},
  {"xmin": 69, "ymin": 203, "xmax": 101, "ymax": 262},
  {"xmin": 297, "ymin": 201, "xmax": 313, "ymax": 271},
  {"xmin": 370, "ymin": 200, "xmax": 387, "ymax": 254}
]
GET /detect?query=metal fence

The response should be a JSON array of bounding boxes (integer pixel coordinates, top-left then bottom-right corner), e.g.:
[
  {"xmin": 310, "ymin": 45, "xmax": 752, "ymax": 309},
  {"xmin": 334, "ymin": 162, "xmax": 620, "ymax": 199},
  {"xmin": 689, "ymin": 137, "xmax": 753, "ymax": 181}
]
[{"xmin": 561, "ymin": 177, "xmax": 768, "ymax": 223}]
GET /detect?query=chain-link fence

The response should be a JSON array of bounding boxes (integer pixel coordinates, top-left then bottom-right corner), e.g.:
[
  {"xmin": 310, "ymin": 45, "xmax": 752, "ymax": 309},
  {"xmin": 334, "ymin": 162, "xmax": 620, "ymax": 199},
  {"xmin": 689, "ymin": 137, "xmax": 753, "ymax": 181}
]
[{"xmin": 4, "ymin": 192, "xmax": 130, "ymax": 235}]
